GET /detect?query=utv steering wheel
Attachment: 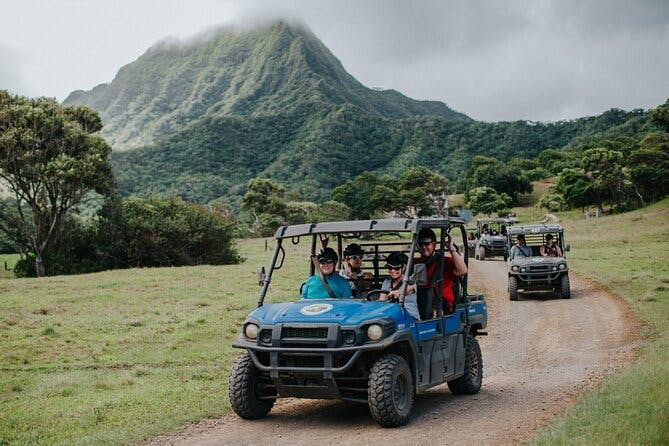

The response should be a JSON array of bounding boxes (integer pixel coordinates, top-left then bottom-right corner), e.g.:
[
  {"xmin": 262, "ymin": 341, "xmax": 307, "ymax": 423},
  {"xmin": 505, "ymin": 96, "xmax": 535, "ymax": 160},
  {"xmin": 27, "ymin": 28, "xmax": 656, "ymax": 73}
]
[{"xmin": 366, "ymin": 289, "xmax": 385, "ymax": 301}]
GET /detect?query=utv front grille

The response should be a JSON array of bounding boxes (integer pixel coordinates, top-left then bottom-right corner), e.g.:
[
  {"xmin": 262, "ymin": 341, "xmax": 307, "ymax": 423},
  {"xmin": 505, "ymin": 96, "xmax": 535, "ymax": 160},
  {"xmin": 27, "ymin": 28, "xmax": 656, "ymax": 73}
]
[{"xmin": 282, "ymin": 327, "xmax": 328, "ymax": 339}]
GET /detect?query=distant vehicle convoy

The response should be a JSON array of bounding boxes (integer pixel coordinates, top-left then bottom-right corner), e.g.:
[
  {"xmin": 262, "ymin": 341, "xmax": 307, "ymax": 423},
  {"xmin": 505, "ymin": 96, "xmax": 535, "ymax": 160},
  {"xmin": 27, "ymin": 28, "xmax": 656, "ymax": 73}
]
[
  {"xmin": 474, "ymin": 217, "xmax": 518, "ymax": 261},
  {"xmin": 229, "ymin": 218, "xmax": 487, "ymax": 427},
  {"xmin": 506, "ymin": 224, "xmax": 571, "ymax": 300}
]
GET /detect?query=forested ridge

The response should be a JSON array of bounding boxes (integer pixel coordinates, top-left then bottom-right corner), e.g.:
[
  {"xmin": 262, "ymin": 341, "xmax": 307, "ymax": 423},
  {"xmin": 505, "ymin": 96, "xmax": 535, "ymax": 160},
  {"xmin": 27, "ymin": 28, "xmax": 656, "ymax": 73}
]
[{"xmin": 65, "ymin": 21, "xmax": 660, "ymax": 207}]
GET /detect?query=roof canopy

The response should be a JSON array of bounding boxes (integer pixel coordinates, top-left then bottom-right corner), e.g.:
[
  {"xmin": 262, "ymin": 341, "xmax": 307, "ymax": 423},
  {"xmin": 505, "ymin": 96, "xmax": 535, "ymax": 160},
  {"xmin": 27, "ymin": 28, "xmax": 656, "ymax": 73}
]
[
  {"xmin": 508, "ymin": 224, "xmax": 564, "ymax": 235},
  {"xmin": 274, "ymin": 217, "xmax": 465, "ymax": 239}
]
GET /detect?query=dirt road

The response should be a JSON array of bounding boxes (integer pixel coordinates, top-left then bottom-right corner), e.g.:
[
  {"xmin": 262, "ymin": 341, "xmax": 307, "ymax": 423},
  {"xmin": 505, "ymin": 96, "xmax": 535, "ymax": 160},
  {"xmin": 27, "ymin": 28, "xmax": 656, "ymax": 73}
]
[{"xmin": 146, "ymin": 260, "xmax": 639, "ymax": 446}]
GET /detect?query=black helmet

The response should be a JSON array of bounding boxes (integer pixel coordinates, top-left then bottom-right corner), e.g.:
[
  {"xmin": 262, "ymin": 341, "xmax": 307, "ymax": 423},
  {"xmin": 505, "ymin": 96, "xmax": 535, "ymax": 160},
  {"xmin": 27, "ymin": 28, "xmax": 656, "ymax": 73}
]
[
  {"xmin": 317, "ymin": 247, "xmax": 338, "ymax": 262},
  {"xmin": 385, "ymin": 251, "xmax": 408, "ymax": 267},
  {"xmin": 417, "ymin": 227, "xmax": 436, "ymax": 243},
  {"xmin": 343, "ymin": 243, "xmax": 365, "ymax": 257}
]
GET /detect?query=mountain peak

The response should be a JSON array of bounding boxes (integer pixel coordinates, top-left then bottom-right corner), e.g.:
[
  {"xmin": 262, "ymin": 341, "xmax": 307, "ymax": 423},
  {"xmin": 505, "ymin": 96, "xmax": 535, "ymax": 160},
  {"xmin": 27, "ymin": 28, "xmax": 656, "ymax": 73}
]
[{"xmin": 64, "ymin": 21, "xmax": 468, "ymax": 150}]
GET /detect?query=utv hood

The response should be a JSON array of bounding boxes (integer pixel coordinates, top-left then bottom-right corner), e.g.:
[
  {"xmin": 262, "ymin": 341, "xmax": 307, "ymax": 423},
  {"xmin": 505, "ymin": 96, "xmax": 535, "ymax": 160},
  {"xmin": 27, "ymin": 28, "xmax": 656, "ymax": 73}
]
[{"xmin": 246, "ymin": 299, "xmax": 408, "ymax": 326}]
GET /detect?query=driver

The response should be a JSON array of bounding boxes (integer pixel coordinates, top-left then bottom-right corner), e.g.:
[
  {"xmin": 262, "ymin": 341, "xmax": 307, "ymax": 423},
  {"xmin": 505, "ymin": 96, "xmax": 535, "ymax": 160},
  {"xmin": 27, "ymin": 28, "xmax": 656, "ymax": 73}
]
[
  {"xmin": 301, "ymin": 248, "xmax": 352, "ymax": 299},
  {"xmin": 379, "ymin": 252, "xmax": 420, "ymax": 321}
]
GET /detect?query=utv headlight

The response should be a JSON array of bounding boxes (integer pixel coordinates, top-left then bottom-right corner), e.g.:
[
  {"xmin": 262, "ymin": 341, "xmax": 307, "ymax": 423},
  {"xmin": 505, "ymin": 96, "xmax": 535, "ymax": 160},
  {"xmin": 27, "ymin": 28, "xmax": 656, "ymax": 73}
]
[
  {"xmin": 558, "ymin": 263, "xmax": 567, "ymax": 270},
  {"xmin": 511, "ymin": 265, "xmax": 519, "ymax": 272},
  {"xmin": 342, "ymin": 330, "xmax": 356, "ymax": 345},
  {"xmin": 552, "ymin": 266, "xmax": 558, "ymax": 271},
  {"xmin": 367, "ymin": 324, "xmax": 384, "ymax": 341},
  {"xmin": 259, "ymin": 329, "xmax": 273, "ymax": 344},
  {"xmin": 520, "ymin": 267, "xmax": 527, "ymax": 273},
  {"xmin": 244, "ymin": 323, "xmax": 259, "ymax": 340}
]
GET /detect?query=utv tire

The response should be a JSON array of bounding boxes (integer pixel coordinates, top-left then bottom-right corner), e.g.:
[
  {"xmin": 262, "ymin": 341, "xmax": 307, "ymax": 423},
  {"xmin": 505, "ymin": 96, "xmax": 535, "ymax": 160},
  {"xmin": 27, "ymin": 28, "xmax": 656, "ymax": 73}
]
[
  {"xmin": 447, "ymin": 335, "xmax": 483, "ymax": 394},
  {"xmin": 478, "ymin": 247, "xmax": 486, "ymax": 261},
  {"xmin": 368, "ymin": 354, "xmax": 414, "ymax": 427},
  {"xmin": 229, "ymin": 352, "xmax": 275, "ymax": 419},
  {"xmin": 503, "ymin": 254, "xmax": 508, "ymax": 262},
  {"xmin": 508, "ymin": 276, "xmax": 519, "ymax": 301},
  {"xmin": 560, "ymin": 274, "xmax": 571, "ymax": 299}
]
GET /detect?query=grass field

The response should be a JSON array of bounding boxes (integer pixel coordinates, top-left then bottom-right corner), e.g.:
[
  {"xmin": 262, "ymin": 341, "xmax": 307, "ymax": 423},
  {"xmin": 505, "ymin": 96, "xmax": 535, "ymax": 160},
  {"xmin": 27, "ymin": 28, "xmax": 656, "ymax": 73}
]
[
  {"xmin": 518, "ymin": 199, "xmax": 669, "ymax": 445},
  {"xmin": 0, "ymin": 239, "xmax": 308, "ymax": 445},
  {"xmin": 0, "ymin": 254, "xmax": 19, "ymax": 280},
  {"xmin": 1, "ymin": 200, "xmax": 668, "ymax": 445}
]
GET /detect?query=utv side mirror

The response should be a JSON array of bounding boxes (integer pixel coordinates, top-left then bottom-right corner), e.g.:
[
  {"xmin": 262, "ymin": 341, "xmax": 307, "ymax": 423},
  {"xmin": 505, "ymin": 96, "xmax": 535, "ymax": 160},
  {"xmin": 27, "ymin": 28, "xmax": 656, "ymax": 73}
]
[
  {"xmin": 410, "ymin": 263, "xmax": 427, "ymax": 287},
  {"xmin": 565, "ymin": 244, "xmax": 571, "ymax": 252},
  {"xmin": 257, "ymin": 266, "xmax": 266, "ymax": 286}
]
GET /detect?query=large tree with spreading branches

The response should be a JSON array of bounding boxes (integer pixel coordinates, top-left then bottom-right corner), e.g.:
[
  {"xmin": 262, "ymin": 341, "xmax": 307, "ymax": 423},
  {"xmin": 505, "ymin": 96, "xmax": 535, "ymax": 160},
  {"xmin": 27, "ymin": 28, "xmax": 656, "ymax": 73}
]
[{"xmin": 0, "ymin": 91, "xmax": 115, "ymax": 276}]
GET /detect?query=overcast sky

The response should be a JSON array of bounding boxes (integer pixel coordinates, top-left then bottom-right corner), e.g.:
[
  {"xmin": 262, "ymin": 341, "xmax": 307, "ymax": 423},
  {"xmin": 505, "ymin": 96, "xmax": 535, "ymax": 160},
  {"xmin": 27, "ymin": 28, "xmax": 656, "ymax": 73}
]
[{"xmin": 1, "ymin": 0, "xmax": 668, "ymax": 121}]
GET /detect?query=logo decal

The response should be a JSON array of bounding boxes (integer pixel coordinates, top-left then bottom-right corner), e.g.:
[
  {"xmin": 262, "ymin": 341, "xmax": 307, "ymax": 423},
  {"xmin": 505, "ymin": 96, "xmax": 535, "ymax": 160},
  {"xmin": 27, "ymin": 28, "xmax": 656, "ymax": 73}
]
[
  {"xmin": 531, "ymin": 257, "xmax": 544, "ymax": 262},
  {"xmin": 300, "ymin": 303, "xmax": 334, "ymax": 316}
]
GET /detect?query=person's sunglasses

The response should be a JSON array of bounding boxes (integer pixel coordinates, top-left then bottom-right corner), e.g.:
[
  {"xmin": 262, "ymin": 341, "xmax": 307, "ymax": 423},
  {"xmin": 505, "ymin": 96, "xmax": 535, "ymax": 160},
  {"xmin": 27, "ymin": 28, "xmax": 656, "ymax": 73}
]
[
  {"xmin": 347, "ymin": 255, "xmax": 363, "ymax": 261},
  {"xmin": 387, "ymin": 265, "xmax": 402, "ymax": 271},
  {"xmin": 318, "ymin": 259, "xmax": 335, "ymax": 265},
  {"xmin": 418, "ymin": 241, "xmax": 433, "ymax": 247}
]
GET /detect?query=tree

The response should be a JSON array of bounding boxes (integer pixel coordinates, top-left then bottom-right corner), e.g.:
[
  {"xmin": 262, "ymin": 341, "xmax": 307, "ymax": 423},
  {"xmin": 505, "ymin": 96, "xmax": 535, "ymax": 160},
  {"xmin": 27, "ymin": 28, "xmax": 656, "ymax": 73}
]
[
  {"xmin": 628, "ymin": 133, "xmax": 669, "ymax": 203},
  {"xmin": 331, "ymin": 172, "xmax": 381, "ymax": 220},
  {"xmin": 465, "ymin": 156, "xmax": 532, "ymax": 203},
  {"xmin": 242, "ymin": 178, "xmax": 289, "ymax": 236},
  {"xmin": 555, "ymin": 168, "xmax": 595, "ymax": 211},
  {"xmin": 536, "ymin": 193, "xmax": 567, "ymax": 212},
  {"xmin": 466, "ymin": 187, "xmax": 511, "ymax": 215},
  {"xmin": 580, "ymin": 147, "xmax": 627, "ymax": 211},
  {"xmin": 0, "ymin": 91, "xmax": 114, "ymax": 276},
  {"xmin": 650, "ymin": 99, "xmax": 669, "ymax": 132}
]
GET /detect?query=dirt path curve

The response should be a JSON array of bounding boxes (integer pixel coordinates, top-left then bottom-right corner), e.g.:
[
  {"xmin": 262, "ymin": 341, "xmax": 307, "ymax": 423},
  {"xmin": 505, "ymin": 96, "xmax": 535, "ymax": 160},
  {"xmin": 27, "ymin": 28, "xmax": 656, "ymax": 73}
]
[{"xmin": 146, "ymin": 260, "xmax": 640, "ymax": 446}]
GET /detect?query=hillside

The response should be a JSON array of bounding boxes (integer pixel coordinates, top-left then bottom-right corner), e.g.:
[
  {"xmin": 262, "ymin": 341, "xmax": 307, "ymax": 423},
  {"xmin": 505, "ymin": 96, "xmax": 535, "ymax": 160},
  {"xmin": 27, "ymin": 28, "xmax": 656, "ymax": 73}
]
[
  {"xmin": 65, "ymin": 20, "xmax": 658, "ymax": 206},
  {"xmin": 64, "ymin": 21, "xmax": 468, "ymax": 150}
]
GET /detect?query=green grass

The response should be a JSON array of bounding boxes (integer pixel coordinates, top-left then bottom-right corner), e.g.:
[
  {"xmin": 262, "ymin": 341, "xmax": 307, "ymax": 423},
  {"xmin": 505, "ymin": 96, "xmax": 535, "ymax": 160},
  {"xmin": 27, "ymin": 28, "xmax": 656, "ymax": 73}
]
[
  {"xmin": 1, "ymin": 200, "xmax": 668, "ymax": 445},
  {"xmin": 527, "ymin": 198, "xmax": 669, "ymax": 445},
  {"xmin": 0, "ymin": 253, "xmax": 19, "ymax": 280},
  {"xmin": 0, "ymin": 238, "xmax": 308, "ymax": 446}
]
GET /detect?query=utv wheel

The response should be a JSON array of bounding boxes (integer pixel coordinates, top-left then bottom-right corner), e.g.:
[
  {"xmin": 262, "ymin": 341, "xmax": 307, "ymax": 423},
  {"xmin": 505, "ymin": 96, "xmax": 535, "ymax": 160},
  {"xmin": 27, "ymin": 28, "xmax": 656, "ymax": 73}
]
[
  {"xmin": 508, "ymin": 276, "xmax": 519, "ymax": 301},
  {"xmin": 560, "ymin": 274, "xmax": 571, "ymax": 299},
  {"xmin": 368, "ymin": 354, "xmax": 414, "ymax": 427},
  {"xmin": 447, "ymin": 335, "xmax": 483, "ymax": 394},
  {"xmin": 229, "ymin": 352, "xmax": 275, "ymax": 419},
  {"xmin": 478, "ymin": 247, "xmax": 486, "ymax": 261}
]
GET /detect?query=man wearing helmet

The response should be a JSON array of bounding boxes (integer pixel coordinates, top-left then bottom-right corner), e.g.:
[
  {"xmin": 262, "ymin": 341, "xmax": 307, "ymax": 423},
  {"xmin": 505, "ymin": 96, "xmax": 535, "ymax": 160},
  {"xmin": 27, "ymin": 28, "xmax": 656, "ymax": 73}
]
[
  {"xmin": 301, "ymin": 248, "xmax": 353, "ymax": 299},
  {"xmin": 339, "ymin": 243, "xmax": 372, "ymax": 298},
  {"xmin": 414, "ymin": 228, "xmax": 467, "ymax": 319}
]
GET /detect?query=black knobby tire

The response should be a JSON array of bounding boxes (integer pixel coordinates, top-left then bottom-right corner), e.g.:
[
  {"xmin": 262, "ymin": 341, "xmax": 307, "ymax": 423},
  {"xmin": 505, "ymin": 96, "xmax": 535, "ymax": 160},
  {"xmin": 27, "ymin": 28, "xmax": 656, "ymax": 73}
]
[
  {"xmin": 368, "ymin": 354, "xmax": 414, "ymax": 427},
  {"xmin": 228, "ymin": 352, "xmax": 275, "ymax": 419},
  {"xmin": 508, "ymin": 276, "xmax": 519, "ymax": 301},
  {"xmin": 478, "ymin": 246, "xmax": 486, "ymax": 261},
  {"xmin": 560, "ymin": 273, "xmax": 571, "ymax": 299},
  {"xmin": 447, "ymin": 335, "xmax": 483, "ymax": 394}
]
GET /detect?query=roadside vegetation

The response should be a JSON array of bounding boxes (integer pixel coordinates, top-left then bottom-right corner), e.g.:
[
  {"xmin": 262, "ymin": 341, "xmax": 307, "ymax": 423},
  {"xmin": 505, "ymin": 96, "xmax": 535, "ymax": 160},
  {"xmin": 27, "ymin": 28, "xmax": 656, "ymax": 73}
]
[
  {"xmin": 0, "ymin": 239, "xmax": 304, "ymax": 445},
  {"xmin": 521, "ymin": 199, "xmax": 669, "ymax": 445}
]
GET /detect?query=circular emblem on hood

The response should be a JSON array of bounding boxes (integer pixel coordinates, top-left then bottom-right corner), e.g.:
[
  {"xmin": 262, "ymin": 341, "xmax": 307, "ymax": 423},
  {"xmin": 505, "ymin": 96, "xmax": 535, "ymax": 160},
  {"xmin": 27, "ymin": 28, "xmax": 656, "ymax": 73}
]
[
  {"xmin": 300, "ymin": 303, "xmax": 334, "ymax": 316},
  {"xmin": 531, "ymin": 257, "xmax": 544, "ymax": 262}
]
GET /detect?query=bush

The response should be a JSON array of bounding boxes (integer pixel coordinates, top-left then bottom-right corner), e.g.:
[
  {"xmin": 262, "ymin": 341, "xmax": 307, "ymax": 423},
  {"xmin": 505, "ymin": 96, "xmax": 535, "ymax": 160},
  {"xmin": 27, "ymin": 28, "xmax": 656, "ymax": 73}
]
[{"xmin": 537, "ymin": 193, "xmax": 568, "ymax": 212}]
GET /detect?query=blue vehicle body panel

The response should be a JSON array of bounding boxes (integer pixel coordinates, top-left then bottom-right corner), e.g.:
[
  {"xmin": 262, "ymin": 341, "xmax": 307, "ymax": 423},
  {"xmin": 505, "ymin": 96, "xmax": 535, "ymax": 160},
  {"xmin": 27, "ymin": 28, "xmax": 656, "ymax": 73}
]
[{"xmin": 246, "ymin": 299, "xmax": 416, "ymax": 327}]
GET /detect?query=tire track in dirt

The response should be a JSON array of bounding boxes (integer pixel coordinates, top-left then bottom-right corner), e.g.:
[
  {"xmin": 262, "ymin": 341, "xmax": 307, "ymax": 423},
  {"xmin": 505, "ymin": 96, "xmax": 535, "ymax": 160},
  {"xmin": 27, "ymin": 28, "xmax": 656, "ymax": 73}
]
[{"xmin": 144, "ymin": 259, "xmax": 640, "ymax": 446}]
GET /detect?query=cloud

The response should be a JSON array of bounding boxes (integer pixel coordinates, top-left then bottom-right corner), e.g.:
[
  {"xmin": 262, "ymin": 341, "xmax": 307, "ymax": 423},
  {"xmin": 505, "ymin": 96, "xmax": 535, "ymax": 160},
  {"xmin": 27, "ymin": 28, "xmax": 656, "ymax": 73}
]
[
  {"xmin": 231, "ymin": 0, "xmax": 669, "ymax": 120},
  {"xmin": 0, "ymin": 46, "xmax": 31, "ymax": 96}
]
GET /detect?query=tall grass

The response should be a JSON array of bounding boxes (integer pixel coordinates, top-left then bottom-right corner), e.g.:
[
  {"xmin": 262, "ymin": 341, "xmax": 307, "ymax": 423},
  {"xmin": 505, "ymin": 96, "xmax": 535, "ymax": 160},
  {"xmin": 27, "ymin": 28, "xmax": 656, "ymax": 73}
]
[
  {"xmin": 525, "ymin": 198, "xmax": 669, "ymax": 445},
  {"xmin": 0, "ymin": 238, "xmax": 307, "ymax": 445}
]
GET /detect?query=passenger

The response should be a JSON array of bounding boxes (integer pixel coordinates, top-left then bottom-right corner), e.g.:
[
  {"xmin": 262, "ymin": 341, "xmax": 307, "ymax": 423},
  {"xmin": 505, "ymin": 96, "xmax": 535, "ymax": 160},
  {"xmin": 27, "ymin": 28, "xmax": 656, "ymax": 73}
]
[
  {"xmin": 509, "ymin": 234, "xmax": 532, "ymax": 260},
  {"xmin": 540, "ymin": 234, "xmax": 562, "ymax": 257},
  {"xmin": 379, "ymin": 252, "xmax": 420, "ymax": 321},
  {"xmin": 301, "ymin": 248, "xmax": 352, "ymax": 299},
  {"xmin": 339, "ymin": 243, "xmax": 373, "ymax": 297},
  {"xmin": 501, "ymin": 225, "xmax": 507, "ymax": 236},
  {"xmin": 414, "ymin": 228, "xmax": 468, "ymax": 319},
  {"xmin": 467, "ymin": 232, "xmax": 476, "ymax": 241}
]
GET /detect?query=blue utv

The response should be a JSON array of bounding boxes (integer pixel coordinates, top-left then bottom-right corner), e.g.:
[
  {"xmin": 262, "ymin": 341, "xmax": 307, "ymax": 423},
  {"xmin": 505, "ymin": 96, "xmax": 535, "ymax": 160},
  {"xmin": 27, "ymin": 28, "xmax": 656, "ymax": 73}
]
[{"xmin": 229, "ymin": 218, "xmax": 488, "ymax": 427}]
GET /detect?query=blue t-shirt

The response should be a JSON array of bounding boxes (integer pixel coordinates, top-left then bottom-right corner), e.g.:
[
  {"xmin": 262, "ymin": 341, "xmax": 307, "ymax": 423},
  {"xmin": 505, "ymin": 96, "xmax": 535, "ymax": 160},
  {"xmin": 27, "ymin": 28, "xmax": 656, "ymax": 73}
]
[{"xmin": 301, "ymin": 274, "xmax": 353, "ymax": 299}]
